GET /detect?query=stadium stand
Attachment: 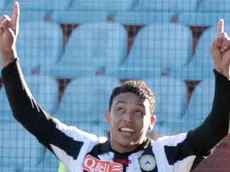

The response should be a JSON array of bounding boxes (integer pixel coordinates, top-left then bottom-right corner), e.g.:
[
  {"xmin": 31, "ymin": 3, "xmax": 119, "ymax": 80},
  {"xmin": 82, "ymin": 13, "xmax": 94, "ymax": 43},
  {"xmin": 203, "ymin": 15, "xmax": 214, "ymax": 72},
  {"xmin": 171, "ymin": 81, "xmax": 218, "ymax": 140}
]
[
  {"xmin": 16, "ymin": 22, "xmax": 63, "ymax": 75},
  {"xmin": 0, "ymin": 75, "xmax": 59, "ymax": 121},
  {"xmin": 182, "ymin": 79, "xmax": 215, "ymax": 128},
  {"xmin": 54, "ymin": 76, "xmax": 120, "ymax": 136},
  {"xmin": 143, "ymin": 76, "xmax": 187, "ymax": 136},
  {"xmin": 134, "ymin": 0, "xmax": 198, "ymax": 12},
  {"xmin": 170, "ymin": 24, "xmax": 230, "ymax": 80},
  {"xmin": 179, "ymin": 0, "xmax": 230, "ymax": 26},
  {"xmin": 23, "ymin": 151, "xmax": 59, "ymax": 172},
  {"xmin": 158, "ymin": 78, "xmax": 215, "ymax": 136},
  {"xmin": 48, "ymin": 22, "xmax": 127, "ymax": 79},
  {"xmin": 0, "ymin": 0, "xmax": 7, "ymax": 9},
  {"xmin": 51, "ymin": 11, "xmax": 109, "ymax": 24},
  {"xmin": 70, "ymin": 0, "xmax": 135, "ymax": 12},
  {"xmin": 106, "ymin": 23, "xmax": 193, "ymax": 79},
  {"xmin": 7, "ymin": 0, "xmax": 71, "ymax": 11},
  {"xmin": 144, "ymin": 77, "xmax": 187, "ymax": 124},
  {"xmin": 113, "ymin": 11, "xmax": 175, "ymax": 25},
  {"xmin": 0, "ymin": 121, "xmax": 44, "ymax": 171}
]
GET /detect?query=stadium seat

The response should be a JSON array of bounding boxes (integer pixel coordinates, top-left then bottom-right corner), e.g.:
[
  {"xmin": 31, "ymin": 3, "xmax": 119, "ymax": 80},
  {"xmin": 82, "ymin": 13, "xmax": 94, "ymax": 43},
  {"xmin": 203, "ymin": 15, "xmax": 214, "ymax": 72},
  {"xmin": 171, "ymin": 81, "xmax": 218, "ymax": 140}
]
[
  {"xmin": 54, "ymin": 76, "xmax": 120, "ymax": 136},
  {"xmin": 70, "ymin": 0, "xmax": 135, "ymax": 12},
  {"xmin": 16, "ymin": 21, "xmax": 63, "ymax": 75},
  {"xmin": 23, "ymin": 151, "xmax": 59, "ymax": 172},
  {"xmin": 0, "ymin": 0, "xmax": 8, "ymax": 9},
  {"xmin": 0, "ymin": 9, "xmax": 48, "ymax": 22},
  {"xmin": 144, "ymin": 77, "xmax": 187, "ymax": 136},
  {"xmin": 7, "ymin": 0, "xmax": 71, "ymax": 10},
  {"xmin": 114, "ymin": 11, "xmax": 175, "ymax": 25},
  {"xmin": 48, "ymin": 22, "xmax": 127, "ymax": 79},
  {"xmin": 158, "ymin": 79, "xmax": 215, "ymax": 136},
  {"xmin": 0, "ymin": 121, "xmax": 44, "ymax": 170},
  {"xmin": 0, "ymin": 75, "xmax": 59, "ymax": 121},
  {"xmin": 182, "ymin": 79, "xmax": 215, "ymax": 128},
  {"xmin": 178, "ymin": 12, "xmax": 230, "ymax": 27},
  {"xmin": 2, "ymin": 167, "xmax": 18, "ymax": 172},
  {"xmin": 134, "ymin": 0, "xmax": 198, "ymax": 12},
  {"xmin": 144, "ymin": 76, "xmax": 187, "ymax": 124},
  {"xmin": 169, "ymin": 25, "xmax": 230, "ymax": 80},
  {"xmin": 198, "ymin": 0, "xmax": 230, "ymax": 12},
  {"xmin": 179, "ymin": 0, "xmax": 230, "ymax": 26},
  {"xmin": 106, "ymin": 23, "xmax": 192, "ymax": 79},
  {"xmin": 51, "ymin": 11, "xmax": 109, "ymax": 24}
]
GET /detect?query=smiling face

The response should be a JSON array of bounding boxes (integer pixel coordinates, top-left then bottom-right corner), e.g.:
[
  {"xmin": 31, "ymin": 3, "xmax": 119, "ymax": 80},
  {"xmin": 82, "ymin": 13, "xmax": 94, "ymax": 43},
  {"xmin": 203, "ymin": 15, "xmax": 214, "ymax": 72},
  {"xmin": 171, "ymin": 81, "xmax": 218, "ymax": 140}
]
[{"xmin": 105, "ymin": 80, "xmax": 156, "ymax": 153}]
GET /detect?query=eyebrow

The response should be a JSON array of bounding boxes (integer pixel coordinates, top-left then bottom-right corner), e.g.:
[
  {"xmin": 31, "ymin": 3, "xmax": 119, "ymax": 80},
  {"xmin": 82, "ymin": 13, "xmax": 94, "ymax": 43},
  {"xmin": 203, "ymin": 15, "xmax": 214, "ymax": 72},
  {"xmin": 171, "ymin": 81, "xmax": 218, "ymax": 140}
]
[{"xmin": 115, "ymin": 100, "xmax": 145, "ymax": 108}]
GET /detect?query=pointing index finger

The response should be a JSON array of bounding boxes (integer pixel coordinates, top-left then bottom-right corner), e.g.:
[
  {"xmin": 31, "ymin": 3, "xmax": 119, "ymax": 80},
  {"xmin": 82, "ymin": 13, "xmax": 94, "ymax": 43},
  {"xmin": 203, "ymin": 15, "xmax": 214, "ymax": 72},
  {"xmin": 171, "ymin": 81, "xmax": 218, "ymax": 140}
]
[
  {"xmin": 11, "ymin": 1, "xmax": 20, "ymax": 26},
  {"xmin": 217, "ymin": 19, "xmax": 224, "ymax": 38}
]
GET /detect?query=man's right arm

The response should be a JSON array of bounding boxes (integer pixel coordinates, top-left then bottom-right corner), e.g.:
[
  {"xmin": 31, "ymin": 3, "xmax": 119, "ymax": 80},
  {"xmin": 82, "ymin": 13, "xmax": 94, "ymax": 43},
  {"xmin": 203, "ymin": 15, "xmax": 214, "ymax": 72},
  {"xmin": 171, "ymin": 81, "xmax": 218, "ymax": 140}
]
[
  {"xmin": 0, "ymin": 2, "xmax": 100, "ymax": 166},
  {"xmin": 2, "ymin": 59, "xmax": 99, "ymax": 166}
]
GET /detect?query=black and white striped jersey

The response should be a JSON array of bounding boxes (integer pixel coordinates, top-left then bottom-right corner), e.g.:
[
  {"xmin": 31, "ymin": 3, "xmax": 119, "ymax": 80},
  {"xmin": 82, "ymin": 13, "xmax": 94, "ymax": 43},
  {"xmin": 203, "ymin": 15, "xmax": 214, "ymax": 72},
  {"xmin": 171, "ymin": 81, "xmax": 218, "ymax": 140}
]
[{"xmin": 2, "ymin": 59, "xmax": 230, "ymax": 172}]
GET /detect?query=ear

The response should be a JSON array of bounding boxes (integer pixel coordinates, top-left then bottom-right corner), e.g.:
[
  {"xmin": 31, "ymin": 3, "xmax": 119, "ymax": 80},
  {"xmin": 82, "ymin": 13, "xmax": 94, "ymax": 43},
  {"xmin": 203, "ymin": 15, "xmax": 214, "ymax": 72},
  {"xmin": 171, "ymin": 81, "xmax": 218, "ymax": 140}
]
[
  {"xmin": 105, "ymin": 109, "xmax": 110, "ymax": 124},
  {"xmin": 149, "ymin": 115, "xmax": 156, "ymax": 130}
]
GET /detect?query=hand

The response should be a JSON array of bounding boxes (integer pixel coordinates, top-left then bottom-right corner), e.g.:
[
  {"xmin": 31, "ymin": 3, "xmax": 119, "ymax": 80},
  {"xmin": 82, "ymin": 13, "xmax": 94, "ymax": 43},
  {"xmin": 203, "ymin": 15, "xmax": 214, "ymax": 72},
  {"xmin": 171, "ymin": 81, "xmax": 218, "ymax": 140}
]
[
  {"xmin": 211, "ymin": 19, "xmax": 230, "ymax": 79},
  {"xmin": 0, "ymin": 1, "xmax": 20, "ymax": 67}
]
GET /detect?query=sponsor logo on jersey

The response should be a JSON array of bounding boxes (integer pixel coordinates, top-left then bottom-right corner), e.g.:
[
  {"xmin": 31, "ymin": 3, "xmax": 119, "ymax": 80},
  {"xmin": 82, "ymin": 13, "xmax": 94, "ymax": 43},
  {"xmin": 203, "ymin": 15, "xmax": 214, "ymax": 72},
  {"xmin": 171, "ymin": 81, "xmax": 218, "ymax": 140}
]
[{"xmin": 82, "ymin": 155, "xmax": 123, "ymax": 172}]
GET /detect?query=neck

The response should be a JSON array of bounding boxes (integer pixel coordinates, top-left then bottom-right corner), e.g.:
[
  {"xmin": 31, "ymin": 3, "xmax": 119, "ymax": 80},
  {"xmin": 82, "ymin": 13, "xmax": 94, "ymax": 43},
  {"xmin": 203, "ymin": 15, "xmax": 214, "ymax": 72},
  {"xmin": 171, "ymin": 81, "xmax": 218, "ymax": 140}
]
[{"xmin": 110, "ymin": 138, "xmax": 147, "ymax": 154}]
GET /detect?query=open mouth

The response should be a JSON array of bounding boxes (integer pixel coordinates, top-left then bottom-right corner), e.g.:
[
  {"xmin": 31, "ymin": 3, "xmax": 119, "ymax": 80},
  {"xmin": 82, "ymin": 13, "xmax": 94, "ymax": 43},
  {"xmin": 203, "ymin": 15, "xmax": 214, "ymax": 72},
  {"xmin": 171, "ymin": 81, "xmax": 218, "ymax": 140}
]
[{"xmin": 119, "ymin": 127, "xmax": 135, "ymax": 136}]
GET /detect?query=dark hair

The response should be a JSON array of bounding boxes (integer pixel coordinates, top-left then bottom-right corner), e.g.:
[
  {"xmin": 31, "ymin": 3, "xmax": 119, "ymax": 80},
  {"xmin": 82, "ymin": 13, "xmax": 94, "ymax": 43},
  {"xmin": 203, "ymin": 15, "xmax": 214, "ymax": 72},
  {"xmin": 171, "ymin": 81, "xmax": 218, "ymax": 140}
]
[{"xmin": 109, "ymin": 80, "xmax": 155, "ymax": 114}]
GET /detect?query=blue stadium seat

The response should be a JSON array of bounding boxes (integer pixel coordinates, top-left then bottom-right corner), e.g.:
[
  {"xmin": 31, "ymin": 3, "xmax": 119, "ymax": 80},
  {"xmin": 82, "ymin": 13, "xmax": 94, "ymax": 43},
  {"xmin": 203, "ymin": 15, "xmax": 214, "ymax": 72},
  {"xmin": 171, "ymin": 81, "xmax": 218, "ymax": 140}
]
[
  {"xmin": 178, "ymin": 12, "xmax": 230, "ymax": 27},
  {"xmin": 54, "ymin": 76, "xmax": 119, "ymax": 136},
  {"xmin": 0, "ymin": 9, "xmax": 48, "ymax": 22},
  {"xmin": 23, "ymin": 151, "xmax": 59, "ymax": 172},
  {"xmin": 51, "ymin": 11, "xmax": 109, "ymax": 24},
  {"xmin": 16, "ymin": 22, "xmax": 63, "ymax": 75},
  {"xmin": 0, "ymin": 121, "xmax": 44, "ymax": 170},
  {"xmin": 179, "ymin": 0, "xmax": 230, "ymax": 26},
  {"xmin": 158, "ymin": 79, "xmax": 215, "ymax": 136},
  {"xmin": 2, "ymin": 167, "xmax": 18, "ymax": 172},
  {"xmin": 24, "ymin": 75, "xmax": 59, "ymax": 114},
  {"xmin": 7, "ymin": 0, "xmax": 71, "ymax": 10},
  {"xmin": 114, "ymin": 12, "xmax": 175, "ymax": 25},
  {"xmin": 0, "ymin": 0, "xmax": 8, "ymax": 9},
  {"xmin": 144, "ymin": 77, "xmax": 187, "ymax": 124},
  {"xmin": 134, "ymin": 0, "xmax": 198, "ymax": 12},
  {"xmin": 48, "ymin": 22, "xmax": 127, "ymax": 79},
  {"xmin": 169, "ymin": 25, "xmax": 230, "ymax": 80},
  {"xmin": 198, "ymin": 0, "xmax": 230, "ymax": 12},
  {"xmin": 0, "ymin": 75, "xmax": 59, "ymax": 121},
  {"xmin": 106, "ymin": 23, "xmax": 192, "ymax": 79},
  {"xmin": 144, "ymin": 77, "xmax": 187, "ymax": 136},
  {"xmin": 70, "ymin": 0, "xmax": 135, "ymax": 12},
  {"xmin": 182, "ymin": 79, "xmax": 215, "ymax": 129}
]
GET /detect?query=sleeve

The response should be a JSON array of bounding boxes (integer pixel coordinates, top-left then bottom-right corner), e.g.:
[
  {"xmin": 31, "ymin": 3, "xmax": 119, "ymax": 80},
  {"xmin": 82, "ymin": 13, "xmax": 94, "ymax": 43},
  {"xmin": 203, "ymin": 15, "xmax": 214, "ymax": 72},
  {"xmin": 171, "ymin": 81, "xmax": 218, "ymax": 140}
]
[
  {"xmin": 160, "ymin": 70, "xmax": 230, "ymax": 171},
  {"xmin": 1, "ymin": 59, "xmax": 99, "ymax": 167}
]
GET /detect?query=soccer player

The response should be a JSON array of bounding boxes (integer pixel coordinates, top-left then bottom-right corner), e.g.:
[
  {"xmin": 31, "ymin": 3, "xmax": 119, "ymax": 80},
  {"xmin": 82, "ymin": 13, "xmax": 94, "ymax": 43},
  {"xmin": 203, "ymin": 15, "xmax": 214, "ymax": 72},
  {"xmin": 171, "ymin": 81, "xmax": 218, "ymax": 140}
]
[{"xmin": 1, "ymin": 2, "xmax": 230, "ymax": 172}]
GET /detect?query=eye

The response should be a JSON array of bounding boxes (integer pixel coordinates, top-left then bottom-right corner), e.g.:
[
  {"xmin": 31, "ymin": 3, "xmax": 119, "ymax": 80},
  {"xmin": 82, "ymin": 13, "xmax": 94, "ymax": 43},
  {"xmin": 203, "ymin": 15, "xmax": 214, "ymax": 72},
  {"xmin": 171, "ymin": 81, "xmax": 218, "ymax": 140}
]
[
  {"xmin": 135, "ymin": 110, "xmax": 144, "ymax": 116},
  {"xmin": 117, "ymin": 107, "xmax": 125, "ymax": 113}
]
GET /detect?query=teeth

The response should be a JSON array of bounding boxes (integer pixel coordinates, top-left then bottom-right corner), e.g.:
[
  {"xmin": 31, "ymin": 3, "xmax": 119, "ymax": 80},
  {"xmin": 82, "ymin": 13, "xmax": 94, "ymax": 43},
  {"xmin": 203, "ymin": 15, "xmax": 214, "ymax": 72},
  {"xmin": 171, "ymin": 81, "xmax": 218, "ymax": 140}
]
[{"xmin": 120, "ymin": 127, "xmax": 135, "ymax": 132}]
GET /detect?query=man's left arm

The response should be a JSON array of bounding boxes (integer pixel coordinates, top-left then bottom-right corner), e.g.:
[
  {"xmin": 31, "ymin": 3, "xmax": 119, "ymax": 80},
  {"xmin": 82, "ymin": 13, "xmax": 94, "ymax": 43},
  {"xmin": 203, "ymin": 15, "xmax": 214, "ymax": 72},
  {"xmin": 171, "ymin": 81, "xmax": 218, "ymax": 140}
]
[{"xmin": 187, "ymin": 69, "xmax": 230, "ymax": 155}]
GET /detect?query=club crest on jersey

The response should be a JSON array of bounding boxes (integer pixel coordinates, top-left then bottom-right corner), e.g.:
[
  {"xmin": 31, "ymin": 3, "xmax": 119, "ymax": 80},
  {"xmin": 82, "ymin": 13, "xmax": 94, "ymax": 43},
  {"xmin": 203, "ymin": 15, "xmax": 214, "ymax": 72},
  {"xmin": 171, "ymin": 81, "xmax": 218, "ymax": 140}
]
[
  {"xmin": 82, "ymin": 155, "xmax": 123, "ymax": 172},
  {"xmin": 139, "ymin": 155, "xmax": 156, "ymax": 171}
]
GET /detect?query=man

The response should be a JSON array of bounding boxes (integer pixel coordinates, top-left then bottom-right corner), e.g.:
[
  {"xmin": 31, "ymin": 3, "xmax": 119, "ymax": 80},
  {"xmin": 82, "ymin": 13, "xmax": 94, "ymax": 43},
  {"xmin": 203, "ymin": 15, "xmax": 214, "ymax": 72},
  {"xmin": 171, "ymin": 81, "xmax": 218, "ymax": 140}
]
[{"xmin": 1, "ymin": 2, "xmax": 230, "ymax": 172}]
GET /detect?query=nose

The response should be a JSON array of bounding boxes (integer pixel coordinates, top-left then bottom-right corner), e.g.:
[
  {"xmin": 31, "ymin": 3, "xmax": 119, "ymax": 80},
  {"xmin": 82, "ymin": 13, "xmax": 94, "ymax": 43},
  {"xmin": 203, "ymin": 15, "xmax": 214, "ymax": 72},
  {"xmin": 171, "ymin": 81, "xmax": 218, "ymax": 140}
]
[{"xmin": 123, "ymin": 112, "xmax": 133, "ymax": 123}]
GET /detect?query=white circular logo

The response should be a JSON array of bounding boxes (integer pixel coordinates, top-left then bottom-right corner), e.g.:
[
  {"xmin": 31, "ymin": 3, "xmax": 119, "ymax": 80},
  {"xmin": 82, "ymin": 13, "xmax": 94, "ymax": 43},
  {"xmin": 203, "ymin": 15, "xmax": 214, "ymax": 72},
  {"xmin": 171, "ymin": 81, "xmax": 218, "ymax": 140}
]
[{"xmin": 139, "ymin": 155, "xmax": 156, "ymax": 171}]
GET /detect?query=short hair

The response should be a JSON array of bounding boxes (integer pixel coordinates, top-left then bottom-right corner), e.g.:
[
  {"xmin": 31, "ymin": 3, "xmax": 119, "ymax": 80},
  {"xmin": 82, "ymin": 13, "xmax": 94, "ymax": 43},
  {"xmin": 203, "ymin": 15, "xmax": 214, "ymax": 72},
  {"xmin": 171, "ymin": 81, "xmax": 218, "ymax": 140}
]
[{"xmin": 109, "ymin": 80, "xmax": 155, "ymax": 115}]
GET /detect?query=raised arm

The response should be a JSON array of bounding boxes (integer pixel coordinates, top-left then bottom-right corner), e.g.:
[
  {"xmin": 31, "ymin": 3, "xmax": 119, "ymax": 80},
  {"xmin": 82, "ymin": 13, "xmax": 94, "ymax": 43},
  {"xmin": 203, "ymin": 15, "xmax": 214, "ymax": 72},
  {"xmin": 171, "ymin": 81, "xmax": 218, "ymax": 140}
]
[
  {"xmin": 0, "ymin": 2, "xmax": 98, "ymax": 166},
  {"xmin": 188, "ymin": 19, "xmax": 230, "ymax": 154}
]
